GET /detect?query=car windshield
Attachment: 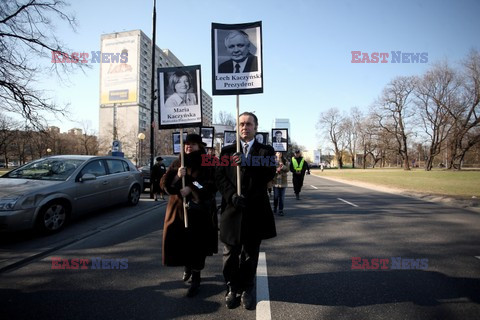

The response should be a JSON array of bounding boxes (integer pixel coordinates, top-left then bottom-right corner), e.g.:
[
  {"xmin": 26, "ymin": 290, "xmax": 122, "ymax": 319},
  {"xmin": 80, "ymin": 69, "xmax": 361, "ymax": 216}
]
[{"xmin": 2, "ymin": 158, "xmax": 86, "ymax": 181}]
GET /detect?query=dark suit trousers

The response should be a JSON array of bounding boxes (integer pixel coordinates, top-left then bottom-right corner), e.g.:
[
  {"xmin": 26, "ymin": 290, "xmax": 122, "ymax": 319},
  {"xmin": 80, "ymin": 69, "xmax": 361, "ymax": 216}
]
[{"xmin": 223, "ymin": 238, "xmax": 261, "ymax": 292}]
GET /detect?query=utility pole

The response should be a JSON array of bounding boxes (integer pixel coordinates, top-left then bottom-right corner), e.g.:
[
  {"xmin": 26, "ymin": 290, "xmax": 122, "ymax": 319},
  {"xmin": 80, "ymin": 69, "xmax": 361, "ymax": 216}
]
[
  {"xmin": 113, "ymin": 103, "xmax": 117, "ymax": 141},
  {"xmin": 149, "ymin": 0, "xmax": 157, "ymax": 198}
]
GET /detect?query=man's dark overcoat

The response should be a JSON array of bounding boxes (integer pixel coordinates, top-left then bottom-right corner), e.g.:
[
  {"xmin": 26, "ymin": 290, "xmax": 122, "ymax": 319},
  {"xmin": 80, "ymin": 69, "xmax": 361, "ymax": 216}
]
[{"xmin": 215, "ymin": 141, "xmax": 276, "ymax": 246}]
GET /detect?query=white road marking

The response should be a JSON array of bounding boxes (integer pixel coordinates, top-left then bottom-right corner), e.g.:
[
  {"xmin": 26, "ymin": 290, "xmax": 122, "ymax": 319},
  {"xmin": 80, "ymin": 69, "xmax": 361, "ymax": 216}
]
[
  {"xmin": 475, "ymin": 256, "xmax": 480, "ymax": 260},
  {"xmin": 337, "ymin": 198, "xmax": 359, "ymax": 207},
  {"xmin": 310, "ymin": 185, "xmax": 318, "ymax": 189},
  {"xmin": 256, "ymin": 252, "xmax": 271, "ymax": 320}
]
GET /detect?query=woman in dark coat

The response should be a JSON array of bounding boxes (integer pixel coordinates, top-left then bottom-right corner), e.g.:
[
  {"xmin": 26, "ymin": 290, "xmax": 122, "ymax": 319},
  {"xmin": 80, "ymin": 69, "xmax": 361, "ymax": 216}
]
[{"xmin": 160, "ymin": 133, "xmax": 218, "ymax": 297}]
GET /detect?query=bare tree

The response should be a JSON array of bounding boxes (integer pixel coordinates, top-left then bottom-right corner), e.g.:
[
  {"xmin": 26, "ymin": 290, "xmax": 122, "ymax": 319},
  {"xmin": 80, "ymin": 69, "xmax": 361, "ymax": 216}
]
[
  {"xmin": 343, "ymin": 107, "xmax": 362, "ymax": 168},
  {"xmin": 446, "ymin": 50, "xmax": 480, "ymax": 169},
  {"xmin": 317, "ymin": 107, "xmax": 345, "ymax": 168},
  {"xmin": 357, "ymin": 112, "xmax": 381, "ymax": 169},
  {"xmin": 30, "ymin": 130, "xmax": 50, "ymax": 158},
  {"xmin": 415, "ymin": 62, "xmax": 459, "ymax": 170},
  {"xmin": 0, "ymin": 114, "xmax": 21, "ymax": 166},
  {"xmin": 374, "ymin": 76, "xmax": 416, "ymax": 170},
  {"xmin": 214, "ymin": 111, "xmax": 236, "ymax": 127},
  {"xmin": 75, "ymin": 122, "xmax": 99, "ymax": 155},
  {"xmin": 0, "ymin": 0, "xmax": 88, "ymax": 128}
]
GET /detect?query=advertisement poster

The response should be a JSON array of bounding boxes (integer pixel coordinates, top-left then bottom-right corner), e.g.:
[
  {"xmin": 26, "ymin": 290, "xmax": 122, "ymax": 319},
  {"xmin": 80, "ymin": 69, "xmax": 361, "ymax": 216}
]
[{"xmin": 100, "ymin": 36, "xmax": 138, "ymax": 104}]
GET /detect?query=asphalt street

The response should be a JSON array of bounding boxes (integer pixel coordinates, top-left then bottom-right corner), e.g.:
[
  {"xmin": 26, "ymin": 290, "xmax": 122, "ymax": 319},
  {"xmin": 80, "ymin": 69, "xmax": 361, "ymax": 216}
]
[{"xmin": 0, "ymin": 174, "xmax": 479, "ymax": 319}]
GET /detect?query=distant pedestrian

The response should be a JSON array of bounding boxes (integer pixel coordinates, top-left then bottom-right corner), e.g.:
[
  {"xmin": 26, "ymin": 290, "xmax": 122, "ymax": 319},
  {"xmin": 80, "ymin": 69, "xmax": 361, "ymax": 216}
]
[
  {"xmin": 272, "ymin": 152, "xmax": 289, "ymax": 215},
  {"xmin": 151, "ymin": 157, "xmax": 166, "ymax": 201},
  {"xmin": 289, "ymin": 150, "xmax": 310, "ymax": 200},
  {"xmin": 160, "ymin": 134, "xmax": 218, "ymax": 298}
]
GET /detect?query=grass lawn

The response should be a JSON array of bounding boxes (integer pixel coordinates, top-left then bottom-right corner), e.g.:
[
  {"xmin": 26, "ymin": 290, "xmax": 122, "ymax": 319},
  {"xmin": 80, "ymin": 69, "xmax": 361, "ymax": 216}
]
[{"xmin": 311, "ymin": 168, "xmax": 480, "ymax": 199}]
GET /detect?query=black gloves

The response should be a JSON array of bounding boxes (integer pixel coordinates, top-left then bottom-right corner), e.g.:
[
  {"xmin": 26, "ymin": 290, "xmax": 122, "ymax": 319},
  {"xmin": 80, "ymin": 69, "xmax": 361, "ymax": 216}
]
[
  {"xmin": 231, "ymin": 193, "xmax": 247, "ymax": 209},
  {"xmin": 232, "ymin": 152, "xmax": 242, "ymax": 165}
]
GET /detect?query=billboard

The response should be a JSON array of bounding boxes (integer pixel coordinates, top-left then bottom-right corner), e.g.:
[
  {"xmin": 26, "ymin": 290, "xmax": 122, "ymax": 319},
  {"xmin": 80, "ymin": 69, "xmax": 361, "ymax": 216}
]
[{"xmin": 100, "ymin": 36, "xmax": 138, "ymax": 104}]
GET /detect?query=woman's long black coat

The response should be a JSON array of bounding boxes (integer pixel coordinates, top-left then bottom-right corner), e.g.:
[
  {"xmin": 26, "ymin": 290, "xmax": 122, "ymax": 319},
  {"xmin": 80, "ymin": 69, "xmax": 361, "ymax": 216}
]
[{"xmin": 160, "ymin": 151, "xmax": 218, "ymax": 266}]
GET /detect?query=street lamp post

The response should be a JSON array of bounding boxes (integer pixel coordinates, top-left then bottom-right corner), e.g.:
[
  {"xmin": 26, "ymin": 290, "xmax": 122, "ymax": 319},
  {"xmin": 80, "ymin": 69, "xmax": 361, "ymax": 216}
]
[
  {"xmin": 46, "ymin": 148, "xmax": 52, "ymax": 157},
  {"xmin": 138, "ymin": 132, "xmax": 146, "ymax": 166}
]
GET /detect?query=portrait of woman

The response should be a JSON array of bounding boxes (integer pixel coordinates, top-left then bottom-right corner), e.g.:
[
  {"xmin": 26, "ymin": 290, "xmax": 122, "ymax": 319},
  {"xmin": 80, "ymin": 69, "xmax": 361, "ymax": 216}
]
[{"xmin": 164, "ymin": 70, "xmax": 197, "ymax": 108}]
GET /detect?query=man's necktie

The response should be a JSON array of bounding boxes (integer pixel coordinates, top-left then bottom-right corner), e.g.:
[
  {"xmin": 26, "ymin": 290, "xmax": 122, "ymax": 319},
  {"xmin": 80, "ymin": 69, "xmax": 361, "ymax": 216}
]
[
  {"xmin": 235, "ymin": 63, "xmax": 240, "ymax": 73},
  {"xmin": 243, "ymin": 143, "xmax": 249, "ymax": 155}
]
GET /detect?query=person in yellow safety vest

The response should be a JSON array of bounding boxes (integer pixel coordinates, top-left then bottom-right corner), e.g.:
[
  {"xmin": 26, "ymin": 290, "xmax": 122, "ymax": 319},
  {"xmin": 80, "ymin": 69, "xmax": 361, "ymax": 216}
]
[{"xmin": 289, "ymin": 149, "xmax": 310, "ymax": 200}]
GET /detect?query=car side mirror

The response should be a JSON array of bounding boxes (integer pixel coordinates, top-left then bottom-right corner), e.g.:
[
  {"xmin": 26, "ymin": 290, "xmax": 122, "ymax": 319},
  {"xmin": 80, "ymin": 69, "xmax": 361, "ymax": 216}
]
[{"xmin": 79, "ymin": 173, "xmax": 96, "ymax": 182}]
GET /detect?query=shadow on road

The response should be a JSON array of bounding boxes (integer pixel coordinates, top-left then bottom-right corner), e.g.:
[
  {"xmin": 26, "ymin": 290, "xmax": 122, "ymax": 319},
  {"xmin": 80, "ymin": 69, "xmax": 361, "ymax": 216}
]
[
  {"xmin": 269, "ymin": 270, "xmax": 480, "ymax": 307},
  {"xmin": 0, "ymin": 276, "xmax": 226, "ymax": 319}
]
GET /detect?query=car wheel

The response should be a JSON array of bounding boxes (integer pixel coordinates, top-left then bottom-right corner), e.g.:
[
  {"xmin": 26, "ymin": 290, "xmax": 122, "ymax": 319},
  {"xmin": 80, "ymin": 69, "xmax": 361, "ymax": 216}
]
[
  {"xmin": 128, "ymin": 184, "xmax": 141, "ymax": 206},
  {"xmin": 36, "ymin": 200, "xmax": 69, "ymax": 234}
]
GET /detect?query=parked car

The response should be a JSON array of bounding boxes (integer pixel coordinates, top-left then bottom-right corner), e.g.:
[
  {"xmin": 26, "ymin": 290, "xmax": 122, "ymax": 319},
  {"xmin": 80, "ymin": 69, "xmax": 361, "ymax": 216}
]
[
  {"xmin": 140, "ymin": 155, "xmax": 177, "ymax": 192},
  {"xmin": 0, "ymin": 155, "xmax": 143, "ymax": 234}
]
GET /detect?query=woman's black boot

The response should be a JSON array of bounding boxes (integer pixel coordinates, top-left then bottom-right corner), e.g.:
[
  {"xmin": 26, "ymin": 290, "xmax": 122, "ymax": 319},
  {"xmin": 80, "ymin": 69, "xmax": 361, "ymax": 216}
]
[{"xmin": 186, "ymin": 271, "xmax": 201, "ymax": 297}]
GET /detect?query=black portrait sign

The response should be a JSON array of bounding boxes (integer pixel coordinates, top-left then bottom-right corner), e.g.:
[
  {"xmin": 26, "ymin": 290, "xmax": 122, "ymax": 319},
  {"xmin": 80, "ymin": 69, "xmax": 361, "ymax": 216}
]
[
  {"xmin": 158, "ymin": 65, "xmax": 202, "ymax": 129},
  {"xmin": 271, "ymin": 128, "xmax": 288, "ymax": 152},
  {"xmin": 211, "ymin": 21, "xmax": 263, "ymax": 95}
]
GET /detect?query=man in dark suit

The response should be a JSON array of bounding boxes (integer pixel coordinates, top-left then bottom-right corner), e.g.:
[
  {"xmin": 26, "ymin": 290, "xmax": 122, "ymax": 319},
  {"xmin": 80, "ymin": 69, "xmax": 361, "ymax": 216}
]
[
  {"xmin": 218, "ymin": 30, "xmax": 258, "ymax": 73},
  {"xmin": 273, "ymin": 130, "xmax": 287, "ymax": 143},
  {"xmin": 216, "ymin": 112, "xmax": 276, "ymax": 310}
]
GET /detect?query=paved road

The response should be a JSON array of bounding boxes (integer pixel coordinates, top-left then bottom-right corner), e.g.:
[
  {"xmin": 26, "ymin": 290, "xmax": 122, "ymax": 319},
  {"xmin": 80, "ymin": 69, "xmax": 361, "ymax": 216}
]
[{"xmin": 0, "ymin": 175, "xmax": 479, "ymax": 319}]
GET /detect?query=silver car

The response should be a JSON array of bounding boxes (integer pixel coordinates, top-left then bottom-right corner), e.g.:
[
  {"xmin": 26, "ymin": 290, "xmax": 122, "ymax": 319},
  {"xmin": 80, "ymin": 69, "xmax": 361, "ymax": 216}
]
[{"xmin": 0, "ymin": 155, "xmax": 143, "ymax": 233}]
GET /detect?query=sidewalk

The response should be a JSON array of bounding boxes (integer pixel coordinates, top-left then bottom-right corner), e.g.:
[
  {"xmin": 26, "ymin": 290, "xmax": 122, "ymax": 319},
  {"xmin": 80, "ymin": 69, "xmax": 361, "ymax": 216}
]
[{"xmin": 310, "ymin": 173, "xmax": 480, "ymax": 213}]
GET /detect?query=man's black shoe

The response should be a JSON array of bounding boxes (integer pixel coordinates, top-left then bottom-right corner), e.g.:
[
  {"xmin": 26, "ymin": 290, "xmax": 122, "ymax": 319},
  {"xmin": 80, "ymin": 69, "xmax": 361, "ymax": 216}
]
[
  {"xmin": 225, "ymin": 289, "xmax": 237, "ymax": 309},
  {"xmin": 182, "ymin": 267, "xmax": 192, "ymax": 282},
  {"xmin": 186, "ymin": 271, "xmax": 200, "ymax": 297},
  {"xmin": 241, "ymin": 290, "xmax": 254, "ymax": 310}
]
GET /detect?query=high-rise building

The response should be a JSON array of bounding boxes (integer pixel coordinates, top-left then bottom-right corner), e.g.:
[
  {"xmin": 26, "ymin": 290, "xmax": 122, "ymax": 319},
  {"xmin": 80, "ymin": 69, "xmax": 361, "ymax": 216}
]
[
  {"xmin": 68, "ymin": 128, "xmax": 83, "ymax": 136},
  {"xmin": 98, "ymin": 30, "xmax": 212, "ymax": 159}
]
